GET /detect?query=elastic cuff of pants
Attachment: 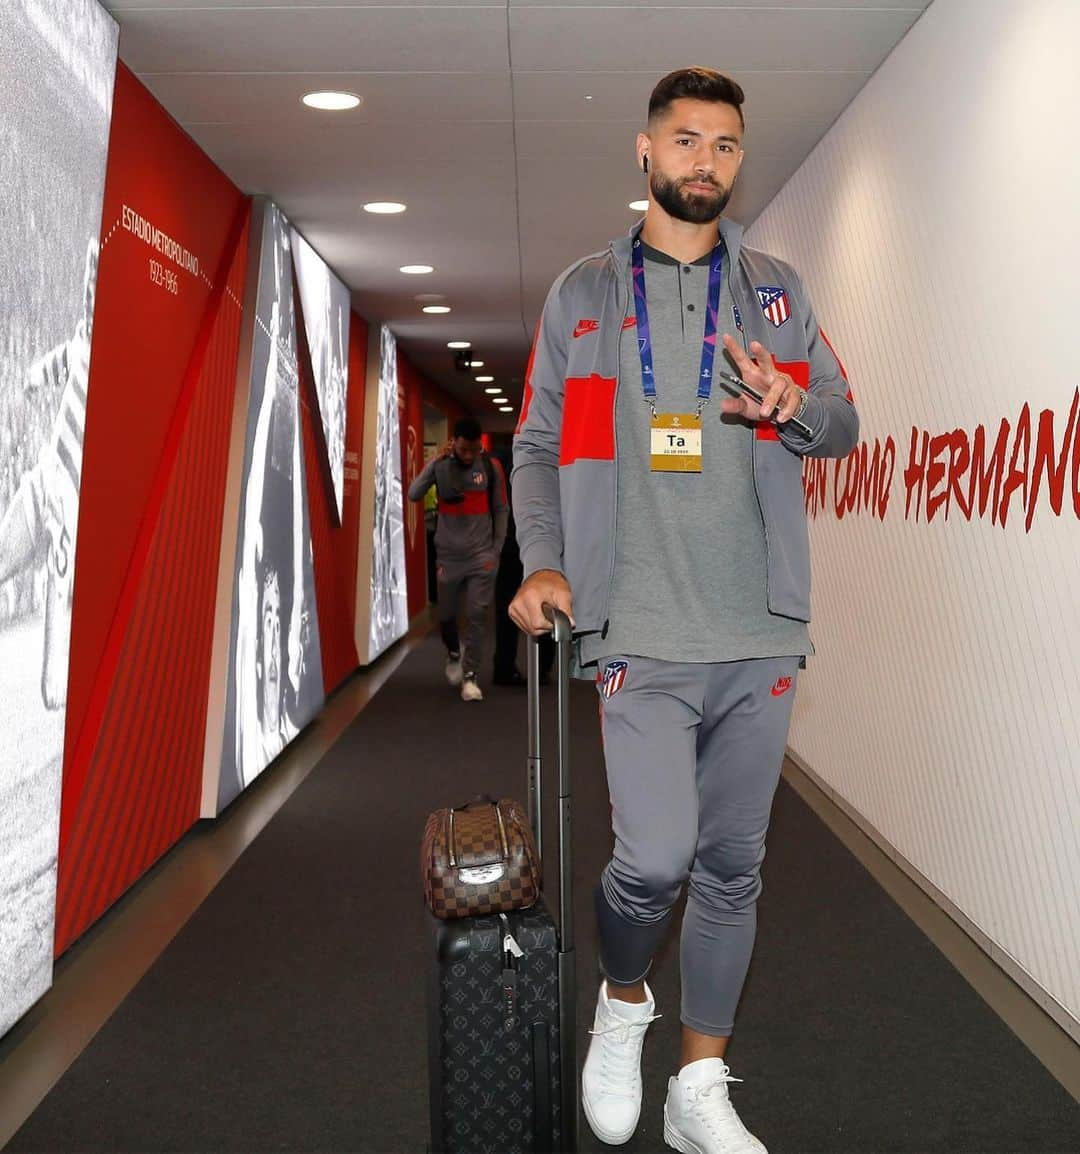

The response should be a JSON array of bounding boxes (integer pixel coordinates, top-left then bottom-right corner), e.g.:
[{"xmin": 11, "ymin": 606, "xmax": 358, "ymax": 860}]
[
  {"xmin": 599, "ymin": 962, "xmax": 653, "ymax": 988},
  {"xmin": 680, "ymin": 1013, "xmax": 734, "ymax": 1039},
  {"xmin": 595, "ymin": 879, "xmax": 673, "ymax": 987}
]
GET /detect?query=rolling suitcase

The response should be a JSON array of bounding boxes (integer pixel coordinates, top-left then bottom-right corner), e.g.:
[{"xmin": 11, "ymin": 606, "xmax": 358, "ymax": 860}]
[{"xmin": 427, "ymin": 608, "xmax": 578, "ymax": 1153}]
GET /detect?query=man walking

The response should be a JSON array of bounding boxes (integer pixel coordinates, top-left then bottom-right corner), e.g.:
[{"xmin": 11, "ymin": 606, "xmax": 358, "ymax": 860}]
[
  {"xmin": 510, "ymin": 68, "xmax": 858, "ymax": 1152},
  {"xmin": 409, "ymin": 417, "xmax": 508, "ymax": 701}
]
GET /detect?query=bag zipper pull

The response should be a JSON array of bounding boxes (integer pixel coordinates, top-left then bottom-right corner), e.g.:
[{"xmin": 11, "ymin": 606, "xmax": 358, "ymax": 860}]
[
  {"xmin": 503, "ymin": 932, "xmax": 525, "ymax": 960},
  {"xmin": 499, "ymin": 912, "xmax": 525, "ymax": 959}
]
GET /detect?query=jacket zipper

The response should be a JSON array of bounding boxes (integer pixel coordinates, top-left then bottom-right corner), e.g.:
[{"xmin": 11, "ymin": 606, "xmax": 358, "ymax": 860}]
[
  {"xmin": 735, "ymin": 273, "xmax": 773, "ymax": 613},
  {"xmin": 602, "ymin": 262, "xmax": 626, "ymax": 638}
]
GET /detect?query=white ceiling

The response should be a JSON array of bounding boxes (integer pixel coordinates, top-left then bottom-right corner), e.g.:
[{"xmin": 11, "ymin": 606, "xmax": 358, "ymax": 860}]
[{"xmin": 104, "ymin": 0, "xmax": 931, "ymax": 429}]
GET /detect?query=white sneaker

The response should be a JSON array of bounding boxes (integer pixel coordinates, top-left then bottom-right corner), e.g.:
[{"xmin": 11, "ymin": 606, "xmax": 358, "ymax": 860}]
[
  {"xmin": 460, "ymin": 675, "xmax": 483, "ymax": 702},
  {"xmin": 663, "ymin": 1058, "xmax": 767, "ymax": 1154},
  {"xmin": 444, "ymin": 653, "xmax": 463, "ymax": 687},
  {"xmin": 581, "ymin": 981, "xmax": 660, "ymax": 1145}
]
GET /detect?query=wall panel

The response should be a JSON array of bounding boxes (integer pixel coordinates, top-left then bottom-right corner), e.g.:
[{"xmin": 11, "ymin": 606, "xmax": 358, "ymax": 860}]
[
  {"xmin": 355, "ymin": 326, "xmax": 409, "ymax": 663},
  {"xmin": 301, "ymin": 355, "xmax": 359, "ymax": 696},
  {"xmin": 342, "ymin": 313, "xmax": 369, "ymax": 627},
  {"xmin": 214, "ymin": 200, "xmax": 325, "ymax": 813},
  {"xmin": 745, "ymin": 0, "xmax": 1080, "ymax": 1030},
  {"xmin": 55, "ymin": 62, "xmax": 247, "ymax": 952},
  {"xmin": 398, "ymin": 354, "xmax": 428, "ymax": 621},
  {"xmin": 0, "ymin": 0, "xmax": 118, "ymax": 1036}
]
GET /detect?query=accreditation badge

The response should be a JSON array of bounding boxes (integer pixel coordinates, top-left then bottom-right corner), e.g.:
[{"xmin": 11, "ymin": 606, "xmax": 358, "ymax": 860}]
[{"xmin": 650, "ymin": 412, "xmax": 702, "ymax": 472}]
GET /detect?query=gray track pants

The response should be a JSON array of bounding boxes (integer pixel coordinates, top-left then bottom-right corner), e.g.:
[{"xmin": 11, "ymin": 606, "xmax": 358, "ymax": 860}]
[
  {"xmin": 436, "ymin": 554, "xmax": 495, "ymax": 677},
  {"xmin": 595, "ymin": 654, "xmax": 800, "ymax": 1036}
]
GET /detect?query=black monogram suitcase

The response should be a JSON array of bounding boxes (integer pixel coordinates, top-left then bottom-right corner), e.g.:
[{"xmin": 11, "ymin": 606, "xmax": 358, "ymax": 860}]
[{"xmin": 427, "ymin": 608, "xmax": 578, "ymax": 1153}]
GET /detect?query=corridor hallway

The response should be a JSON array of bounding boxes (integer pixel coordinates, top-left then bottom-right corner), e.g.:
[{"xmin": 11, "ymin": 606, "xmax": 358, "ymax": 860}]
[{"xmin": 1, "ymin": 631, "xmax": 1077, "ymax": 1153}]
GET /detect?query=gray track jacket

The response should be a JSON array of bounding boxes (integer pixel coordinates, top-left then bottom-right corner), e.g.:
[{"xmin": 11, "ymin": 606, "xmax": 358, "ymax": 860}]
[
  {"xmin": 408, "ymin": 452, "xmax": 508, "ymax": 563},
  {"xmin": 512, "ymin": 218, "xmax": 859, "ymax": 645}
]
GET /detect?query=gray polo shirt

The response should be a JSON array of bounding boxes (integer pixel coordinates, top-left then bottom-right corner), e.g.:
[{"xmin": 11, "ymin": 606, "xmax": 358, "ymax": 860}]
[{"xmin": 580, "ymin": 240, "xmax": 812, "ymax": 667}]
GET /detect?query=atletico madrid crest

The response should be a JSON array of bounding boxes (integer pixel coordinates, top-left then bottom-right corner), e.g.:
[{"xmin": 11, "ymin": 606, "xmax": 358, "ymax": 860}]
[
  {"xmin": 600, "ymin": 660, "xmax": 628, "ymax": 699},
  {"xmin": 756, "ymin": 285, "xmax": 790, "ymax": 328}
]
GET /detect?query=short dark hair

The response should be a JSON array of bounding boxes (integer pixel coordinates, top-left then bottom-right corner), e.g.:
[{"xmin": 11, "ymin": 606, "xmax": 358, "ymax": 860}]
[
  {"xmin": 453, "ymin": 416, "xmax": 482, "ymax": 441},
  {"xmin": 648, "ymin": 68, "xmax": 745, "ymax": 131}
]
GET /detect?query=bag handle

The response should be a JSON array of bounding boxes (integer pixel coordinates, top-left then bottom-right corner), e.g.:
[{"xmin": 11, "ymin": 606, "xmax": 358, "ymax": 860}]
[
  {"xmin": 446, "ymin": 799, "xmax": 510, "ymax": 867},
  {"xmin": 526, "ymin": 606, "xmax": 572, "ymax": 891},
  {"xmin": 454, "ymin": 793, "xmax": 499, "ymax": 811}
]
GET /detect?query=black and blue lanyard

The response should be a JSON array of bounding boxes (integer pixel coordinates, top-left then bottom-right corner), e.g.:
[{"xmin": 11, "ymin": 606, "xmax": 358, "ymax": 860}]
[{"xmin": 631, "ymin": 235, "xmax": 725, "ymax": 418}]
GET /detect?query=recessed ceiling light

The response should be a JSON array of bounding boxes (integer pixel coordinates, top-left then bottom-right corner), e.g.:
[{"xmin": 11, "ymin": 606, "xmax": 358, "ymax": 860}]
[
  {"xmin": 476, "ymin": 375, "xmax": 494, "ymax": 383},
  {"xmin": 484, "ymin": 387, "xmax": 501, "ymax": 394},
  {"xmin": 447, "ymin": 341, "xmax": 471, "ymax": 349},
  {"xmin": 469, "ymin": 360, "xmax": 485, "ymax": 369},
  {"xmin": 302, "ymin": 91, "xmax": 361, "ymax": 111},
  {"xmin": 493, "ymin": 398, "xmax": 509, "ymax": 406},
  {"xmin": 584, "ymin": 95, "xmax": 594, "ymax": 102},
  {"xmin": 629, "ymin": 199, "xmax": 649, "ymax": 211},
  {"xmin": 422, "ymin": 305, "xmax": 451, "ymax": 314},
  {"xmin": 399, "ymin": 264, "xmax": 434, "ymax": 275},
  {"xmin": 499, "ymin": 406, "xmax": 514, "ymax": 413},
  {"xmin": 364, "ymin": 201, "xmax": 406, "ymax": 214}
]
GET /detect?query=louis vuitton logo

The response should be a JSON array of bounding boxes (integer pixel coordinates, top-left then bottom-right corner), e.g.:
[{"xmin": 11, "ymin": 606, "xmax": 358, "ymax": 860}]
[{"xmin": 522, "ymin": 975, "xmax": 554, "ymax": 997}]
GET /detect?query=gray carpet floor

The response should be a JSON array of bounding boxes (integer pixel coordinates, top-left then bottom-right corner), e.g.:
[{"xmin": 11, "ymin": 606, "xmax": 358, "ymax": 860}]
[{"xmin": 8, "ymin": 637, "xmax": 1079, "ymax": 1152}]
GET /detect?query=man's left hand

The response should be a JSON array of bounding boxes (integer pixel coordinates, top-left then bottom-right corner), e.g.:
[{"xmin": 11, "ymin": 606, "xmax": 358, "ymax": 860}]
[{"xmin": 720, "ymin": 334, "xmax": 805, "ymax": 425}]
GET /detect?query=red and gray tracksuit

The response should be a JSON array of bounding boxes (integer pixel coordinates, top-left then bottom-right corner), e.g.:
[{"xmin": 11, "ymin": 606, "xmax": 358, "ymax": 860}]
[
  {"xmin": 512, "ymin": 217, "xmax": 859, "ymax": 1034},
  {"xmin": 408, "ymin": 453, "xmax": 508, "ymax": 677}
]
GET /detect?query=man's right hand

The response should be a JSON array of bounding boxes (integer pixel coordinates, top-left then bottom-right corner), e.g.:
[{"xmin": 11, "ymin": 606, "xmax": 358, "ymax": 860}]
[{"xmin": 509, "ymin": 569, "xmax": 575, "ymax": 636}]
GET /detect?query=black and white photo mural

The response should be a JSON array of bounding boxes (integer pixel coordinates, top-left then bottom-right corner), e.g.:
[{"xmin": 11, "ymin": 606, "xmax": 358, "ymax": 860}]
[
  {"xmin": 218, "ymin": 200, "xmax": 324, "ymax": 811},
  {"xmin": 368, "ymin": 325, "xmax": 408, "ymax": 660},
  {"xmin": 289, "ymin": 227, "xmax": 349, "ymax": 522},
  {"xmin": 0, "ymin": 0, "xmax": 118, "ymax": 1036}
]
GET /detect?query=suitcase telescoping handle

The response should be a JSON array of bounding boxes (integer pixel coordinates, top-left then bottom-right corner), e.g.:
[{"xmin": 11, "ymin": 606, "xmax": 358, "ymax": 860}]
[
  {"xmin": 526, "ymin": 604, "xmax": 578, "ymax": 1153},
  {"xmin": 526, "ymin": 604, "xmax": 572, "ymax": 945}
]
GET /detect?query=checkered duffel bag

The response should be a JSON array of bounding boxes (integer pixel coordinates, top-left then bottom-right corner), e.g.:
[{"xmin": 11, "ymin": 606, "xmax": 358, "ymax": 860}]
[{"xmin": 421, "ymin": 795, "xmax": 540, "ymax": 919}]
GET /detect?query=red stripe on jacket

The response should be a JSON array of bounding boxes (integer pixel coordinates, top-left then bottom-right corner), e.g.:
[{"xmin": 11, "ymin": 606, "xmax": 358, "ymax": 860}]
[
  {"xmin": 818, "ymin": 327, "xmax": 854, "ymax": 402},
  {"xmin": 755, "ymin": 359, "xmax": 809, "ymax": 441},
  {"xmin": 516, "ymin": 321, "xmax": 541, "ymax": 435},
  {"xmin": 439, "ymin": 489, "xmax": 490, "ymax": 516},
  {"xmin": 561, "ymin": 375, "xmax": 616, "ymax": 465}
]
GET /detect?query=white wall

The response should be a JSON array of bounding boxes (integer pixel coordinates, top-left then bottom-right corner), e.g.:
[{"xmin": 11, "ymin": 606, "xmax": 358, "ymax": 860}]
[{"xmin": 746, "ymin": 0, "xmax": 1080, "ymax": 1036}]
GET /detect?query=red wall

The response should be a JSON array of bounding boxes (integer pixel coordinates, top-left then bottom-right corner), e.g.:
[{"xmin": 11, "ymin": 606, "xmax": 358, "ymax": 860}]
[
  {"xmin": 302, "ymin": 308, "xmax": 367, "ymax": 693},
  {"xmin": 397, "ymin": 353, "xmax": 427, "ymax": 620},
  {"xmin": 47, "ymin": 65, "xmax": 384, "ymax": 957},
  {"xmin": 343, "ymin": 314, "xmax": 368, "ymax": 616},
  {"xmin": 56, "ymin": 63, "xmax": 248, "ymax": 951}
]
